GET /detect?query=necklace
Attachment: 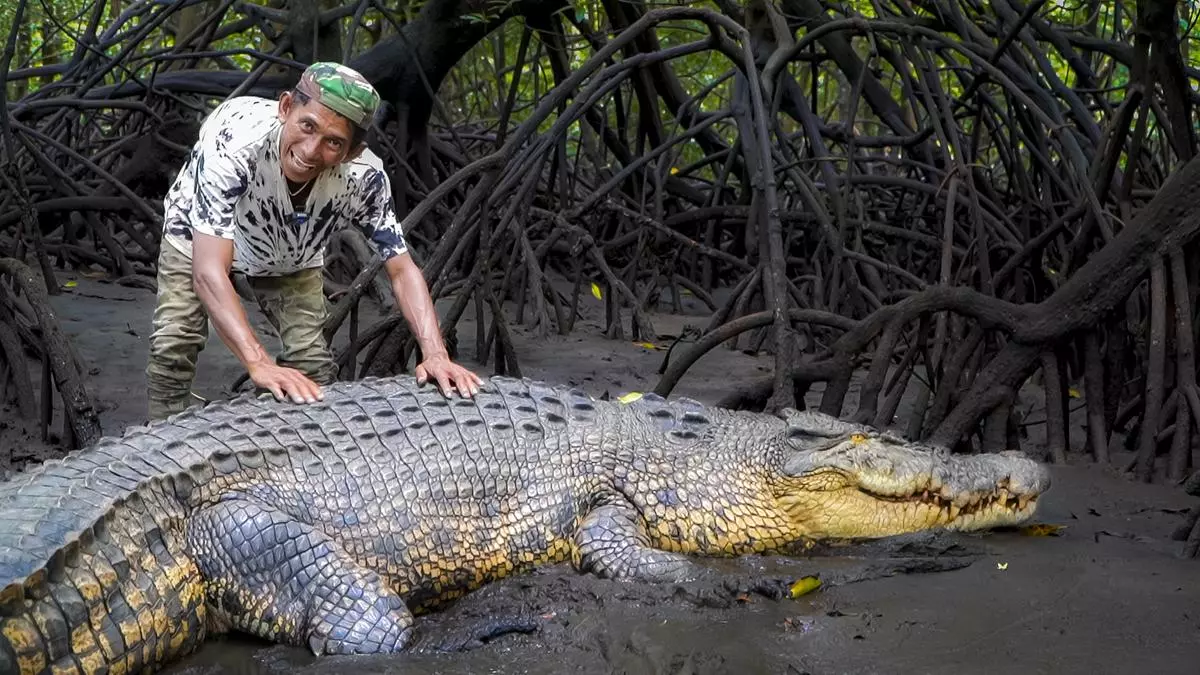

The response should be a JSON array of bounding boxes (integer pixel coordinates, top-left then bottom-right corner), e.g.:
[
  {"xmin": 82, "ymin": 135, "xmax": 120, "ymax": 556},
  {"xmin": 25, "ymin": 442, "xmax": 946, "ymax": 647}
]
[{"xmin": 288, "ymin": 178, "xmax": 312, "ymax": 197}]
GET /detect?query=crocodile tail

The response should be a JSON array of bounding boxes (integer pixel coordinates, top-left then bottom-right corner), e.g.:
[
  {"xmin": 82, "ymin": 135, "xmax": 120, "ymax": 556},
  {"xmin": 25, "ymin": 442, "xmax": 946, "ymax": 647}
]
[{"xmin": 0, "ymin": 482, "xmax": 209, "ymax": 675}]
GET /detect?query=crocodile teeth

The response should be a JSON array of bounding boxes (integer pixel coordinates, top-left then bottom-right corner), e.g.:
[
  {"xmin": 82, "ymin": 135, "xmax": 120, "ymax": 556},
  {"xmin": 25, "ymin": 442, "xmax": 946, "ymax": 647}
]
[
  {"xmin": 1017, "ymin": 495, "xmax": 1030, "ymax": 510},
  {"xmin": 947, "ymin": 504, "xmax": 961, "ymax": 520}
]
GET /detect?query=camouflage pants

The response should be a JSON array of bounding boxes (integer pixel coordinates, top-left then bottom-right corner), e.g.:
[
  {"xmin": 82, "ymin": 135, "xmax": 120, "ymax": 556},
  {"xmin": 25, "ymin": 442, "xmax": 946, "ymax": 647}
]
[{"xmin": 146, "ymin": 242, "xmax": 338, "ymax": 420}]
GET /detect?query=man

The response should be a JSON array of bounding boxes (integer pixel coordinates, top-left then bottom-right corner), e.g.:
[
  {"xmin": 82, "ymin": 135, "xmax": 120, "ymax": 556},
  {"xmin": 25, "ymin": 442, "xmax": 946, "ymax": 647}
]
[{"xmin": 146, "ymin": 62, "xmax": 481, "ymax": 421}]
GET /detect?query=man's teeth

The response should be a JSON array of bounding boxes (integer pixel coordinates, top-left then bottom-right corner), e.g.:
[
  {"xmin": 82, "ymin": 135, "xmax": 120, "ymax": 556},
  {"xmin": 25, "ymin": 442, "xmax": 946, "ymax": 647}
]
[{"xmin": 292, "ymin": 152, "xmax": 313, "ymax": 169}]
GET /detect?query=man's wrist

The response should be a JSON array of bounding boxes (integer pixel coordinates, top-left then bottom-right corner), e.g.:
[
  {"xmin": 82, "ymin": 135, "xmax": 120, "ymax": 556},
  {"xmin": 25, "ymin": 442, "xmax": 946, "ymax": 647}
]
[
  {"xmin": 242, "ymin": 349, "xmax": 274, "ymax": 373},
  {"xmin": 422, "ymin": 348, "xmax": 450, "ymax": 362}
]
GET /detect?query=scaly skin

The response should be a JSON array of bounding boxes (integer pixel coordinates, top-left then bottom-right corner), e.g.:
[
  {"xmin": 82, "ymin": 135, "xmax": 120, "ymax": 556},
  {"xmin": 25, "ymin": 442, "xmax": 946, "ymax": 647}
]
[{"xmin": 0, "ymin": 376, "xmax": 1050, "ymax": 674}]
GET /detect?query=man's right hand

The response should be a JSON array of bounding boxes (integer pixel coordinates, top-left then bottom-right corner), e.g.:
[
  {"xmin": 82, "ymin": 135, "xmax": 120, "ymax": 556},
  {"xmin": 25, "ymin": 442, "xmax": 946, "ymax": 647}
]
[{"xmin": 248, "ymin": 361, "xmax": 325, "ymax": 404}]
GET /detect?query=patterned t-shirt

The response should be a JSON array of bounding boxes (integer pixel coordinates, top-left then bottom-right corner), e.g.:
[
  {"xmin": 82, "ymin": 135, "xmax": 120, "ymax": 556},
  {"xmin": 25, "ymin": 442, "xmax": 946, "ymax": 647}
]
[{"xmin": 162, "ymin": 96, "xmax": 407, "ymax": 277}]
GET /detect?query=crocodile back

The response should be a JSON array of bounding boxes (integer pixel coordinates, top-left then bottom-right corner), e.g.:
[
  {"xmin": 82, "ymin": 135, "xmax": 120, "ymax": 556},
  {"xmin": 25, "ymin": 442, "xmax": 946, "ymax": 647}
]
[{"xmin": 0, "ymin": 375, "xmax": 626, "ymax": 597}]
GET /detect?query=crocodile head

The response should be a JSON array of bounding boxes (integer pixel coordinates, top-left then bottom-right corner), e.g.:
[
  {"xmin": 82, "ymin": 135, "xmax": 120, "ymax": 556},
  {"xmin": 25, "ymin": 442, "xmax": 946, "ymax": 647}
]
[{"xmin": 772, "ymin": 410, "xmax": 1050, "ymax": 539}]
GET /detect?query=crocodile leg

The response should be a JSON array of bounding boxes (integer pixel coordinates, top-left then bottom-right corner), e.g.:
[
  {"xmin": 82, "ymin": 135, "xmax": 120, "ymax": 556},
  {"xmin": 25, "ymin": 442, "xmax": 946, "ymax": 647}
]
[
  {"xmin": 575, "ymin": 502, "xmax": 800, "ymax": 606},
  {"xmin": 574, "ymin": 502, "xmax": 704, "ymax": 582},
  {"xmin": 183, "ymin": 496, "xmax": 414, "ymax": 655}
]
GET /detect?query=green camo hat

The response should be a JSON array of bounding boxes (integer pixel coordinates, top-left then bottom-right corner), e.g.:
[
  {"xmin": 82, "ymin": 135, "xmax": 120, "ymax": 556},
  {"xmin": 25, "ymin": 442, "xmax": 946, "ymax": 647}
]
[{"xmin": 295, "ymin": 62, "xmax": 381, "ymax": 130}]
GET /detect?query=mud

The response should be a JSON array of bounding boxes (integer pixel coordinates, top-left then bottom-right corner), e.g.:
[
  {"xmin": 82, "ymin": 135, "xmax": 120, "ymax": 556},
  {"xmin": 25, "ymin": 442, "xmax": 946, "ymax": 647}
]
[{"xmin": 4, "ymin": 274, "xmax": 1199, "ymax": 674}]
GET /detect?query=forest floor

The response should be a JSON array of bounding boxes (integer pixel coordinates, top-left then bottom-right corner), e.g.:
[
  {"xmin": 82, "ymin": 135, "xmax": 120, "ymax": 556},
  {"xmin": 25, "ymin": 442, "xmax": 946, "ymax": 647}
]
[{"xmin": 2, "ymin": 272, "xmax": 1198, "ymax": 675}]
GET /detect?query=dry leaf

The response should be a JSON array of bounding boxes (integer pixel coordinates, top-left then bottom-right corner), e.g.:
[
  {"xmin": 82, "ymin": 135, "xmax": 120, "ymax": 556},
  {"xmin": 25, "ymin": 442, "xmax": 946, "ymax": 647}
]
[
  {"xmin": 617, "ymin": 392, "xmax": 643, "ymax": 404},
  {"xmin": 996, "ymin": 562, "xmax": 1008, "ymax": 570},
  {"xmin": 64, "ymin": 281, "xmax": 77, "ymax": 288},
  {"xmin": 590, "ymin": 282, "xmax": 602, "ymax": 300},
  {"xmin": 1067, "ymin": 387, "xmax": 1081, "ymax": 399}
]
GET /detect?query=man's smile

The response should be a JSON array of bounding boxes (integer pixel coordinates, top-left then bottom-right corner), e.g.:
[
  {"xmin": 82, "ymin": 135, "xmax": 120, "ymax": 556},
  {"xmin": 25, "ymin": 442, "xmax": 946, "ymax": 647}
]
[{"xmin": 290, "ymin": 150, "xmax": 316, "ymax": 171}]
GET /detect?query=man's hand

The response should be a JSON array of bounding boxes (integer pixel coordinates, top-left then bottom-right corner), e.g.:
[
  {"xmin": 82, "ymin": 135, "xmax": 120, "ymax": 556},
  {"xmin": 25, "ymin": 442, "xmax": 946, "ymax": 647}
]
[
  {"xmin": 248, "ymin": 361, "xmax": 325, "ymax": 404},
  {"xmin": 416, "ymin": 354, "xmax": 483, "ymax": 398},
  {"xmin": 383, "ymin": 253, "xmax": 483, "ymax": 399}
]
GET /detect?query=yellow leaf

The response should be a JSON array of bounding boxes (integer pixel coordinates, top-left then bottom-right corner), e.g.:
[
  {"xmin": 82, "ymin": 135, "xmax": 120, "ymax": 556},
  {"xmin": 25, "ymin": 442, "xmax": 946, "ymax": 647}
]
[
  {"xmin": 1067, "ymin": 387, "xmax": 1080, "ymax": 399},
  {"xmin": 850, "ymin": 433, "xmax": 868, "ymax": 446},
  {"xmin": 617, "ymin": 392, "xmax": 643, "ymax": 404},
  {"xmin": 788, "ymin": 576, "xmax": 821, "ymax": 598},
  {"xmin": 64, "ymin": 281, "xmax": 77, "ymax": 288},
  {"xmin": 996, "ymin": 562, "xmax": 1008, "ymax": 570},
  {"xmin": 635, "ymin": 342, "xmax": 661, "ymax": 350},
  {"xmin": 669, "ymin": 167, "xmax": 679, "ymax": 175},
  {"xmin": 1018, "ymin": 523, "xmax": 1066, "ymax": 537},
  {"xmin": 590, "ymin": 282, "xmax": 602, "ymax": 300}
]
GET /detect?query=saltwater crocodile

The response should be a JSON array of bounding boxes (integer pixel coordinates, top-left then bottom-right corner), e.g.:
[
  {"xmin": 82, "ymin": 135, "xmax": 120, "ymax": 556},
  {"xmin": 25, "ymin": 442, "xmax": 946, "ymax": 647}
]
[{"xmin": 0, "ymin": 375, "xmax": 1049, "ymax": 674}]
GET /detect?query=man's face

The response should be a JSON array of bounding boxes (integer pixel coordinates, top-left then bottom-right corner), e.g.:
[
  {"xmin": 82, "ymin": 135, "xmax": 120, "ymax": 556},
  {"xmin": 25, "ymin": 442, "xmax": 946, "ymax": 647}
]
[{"xmin": 277, "ymin": 91, "xmax": 360, "ymax": 183}]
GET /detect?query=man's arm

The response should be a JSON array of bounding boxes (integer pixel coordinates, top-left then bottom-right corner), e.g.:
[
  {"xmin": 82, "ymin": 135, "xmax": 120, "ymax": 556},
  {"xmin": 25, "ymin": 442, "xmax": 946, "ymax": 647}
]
[
  {"xmin": 192, "ymin": 232, "xmax": 324, "ymax": 403},
  {"xmin": 384, "ymin": 252, "xmax": 481, "ymax": 397}
]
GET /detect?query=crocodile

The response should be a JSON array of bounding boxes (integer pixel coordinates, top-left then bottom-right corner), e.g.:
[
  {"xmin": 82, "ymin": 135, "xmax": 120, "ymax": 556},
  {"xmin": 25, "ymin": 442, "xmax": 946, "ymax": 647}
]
[{"xmin": 0, "ymin": 375, "xmax": 1050, "ymax": 674}]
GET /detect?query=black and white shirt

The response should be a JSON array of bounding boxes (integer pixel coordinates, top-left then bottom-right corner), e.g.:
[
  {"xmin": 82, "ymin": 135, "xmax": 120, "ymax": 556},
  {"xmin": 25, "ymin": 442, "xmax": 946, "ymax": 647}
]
[{"xmin": 162, "ymin": 96, "xmax": 407, "ymax": 277}]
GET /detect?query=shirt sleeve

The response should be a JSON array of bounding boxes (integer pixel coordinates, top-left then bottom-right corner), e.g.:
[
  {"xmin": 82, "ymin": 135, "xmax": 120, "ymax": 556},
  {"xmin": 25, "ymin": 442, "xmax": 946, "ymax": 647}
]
[
  {"xmin": 189, "ymin": 107, "xmax": 251, "ymax": 240},
  {"xmin": 356, "ymin": 166, "xmax": 408, "ymax": 261}
]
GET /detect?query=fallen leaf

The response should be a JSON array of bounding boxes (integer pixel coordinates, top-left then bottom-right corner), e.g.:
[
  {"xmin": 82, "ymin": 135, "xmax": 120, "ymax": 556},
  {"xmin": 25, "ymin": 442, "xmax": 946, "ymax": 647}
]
[
  {"xmin": 1018, "ymin": 523, "xmax": 1066, "ymax": 537},
  {"xmin": 1067, "ymin": 387, "xmax": 1081, "ymax": 398},
  {"xmin": 996, "ymin": 562, "xmax": 1008, "ymax": 570},
  {"xmin": 634, "ymin": 341, "xmax": 662, "ymax": 350},
  {"xmin": 669, "ymin": 167, "xmax": 679, "ymax": 175},
  {"xmin": 590, "ymin": 282, "xmax": 602, "ymax": 300},
  {"xmin": 63, "ymin": 281, "xmax": 77, "ymax": 288},
  {"xmin": 617, "ymin": 392, "xmax": 643, "ymax": 404},
  {"xmin": 788, "ymin": 576, "xmax": 821, "ymax": 598}
]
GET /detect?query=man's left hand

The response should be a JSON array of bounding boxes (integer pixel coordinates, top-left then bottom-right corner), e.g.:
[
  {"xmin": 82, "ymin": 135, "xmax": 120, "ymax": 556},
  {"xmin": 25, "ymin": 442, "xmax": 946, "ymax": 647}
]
[{"xmin": 416, "ymin": 354, "xmax": 484, "ymax": 398}]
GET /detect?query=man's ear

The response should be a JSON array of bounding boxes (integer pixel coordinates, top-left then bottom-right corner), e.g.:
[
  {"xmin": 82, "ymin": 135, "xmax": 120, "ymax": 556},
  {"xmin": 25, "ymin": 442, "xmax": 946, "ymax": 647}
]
[
  {"xmin": 345, "ymin": 142, "xmax": 367, "ymax": 162},
  {"xmin": 278, "ymin": 91, "xmax": 294, "ymax": 121}
]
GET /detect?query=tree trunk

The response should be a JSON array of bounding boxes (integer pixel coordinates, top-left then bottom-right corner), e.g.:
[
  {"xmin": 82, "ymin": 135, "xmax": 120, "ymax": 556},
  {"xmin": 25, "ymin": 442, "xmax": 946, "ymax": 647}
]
[
  {"xmin": 290, "ymin": 0, "xmax": 343, "ymax": 64},
  {"xmin": 351, "ymin": 0, "xmax": 565, "ymax": 137}
]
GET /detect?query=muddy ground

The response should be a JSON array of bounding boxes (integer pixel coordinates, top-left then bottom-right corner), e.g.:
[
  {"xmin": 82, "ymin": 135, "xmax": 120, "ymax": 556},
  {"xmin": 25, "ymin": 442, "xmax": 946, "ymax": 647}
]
[{"xmin": 3, "ymin": 273, "xmax": 1198, "ymax": 675}]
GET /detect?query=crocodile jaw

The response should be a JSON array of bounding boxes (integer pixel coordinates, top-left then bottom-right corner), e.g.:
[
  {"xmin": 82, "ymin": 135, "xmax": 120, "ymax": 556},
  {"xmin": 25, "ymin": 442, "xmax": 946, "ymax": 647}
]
[{"xmin": 777, "ymin": 436, "xmax": 1051, "ymax": 539}]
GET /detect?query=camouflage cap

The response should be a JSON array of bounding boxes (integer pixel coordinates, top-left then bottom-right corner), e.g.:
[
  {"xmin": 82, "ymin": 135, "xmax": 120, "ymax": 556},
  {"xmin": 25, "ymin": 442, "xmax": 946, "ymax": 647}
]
[{"xmin": 295, "ymin": 62, "xmax": 381, "ymax": 130}]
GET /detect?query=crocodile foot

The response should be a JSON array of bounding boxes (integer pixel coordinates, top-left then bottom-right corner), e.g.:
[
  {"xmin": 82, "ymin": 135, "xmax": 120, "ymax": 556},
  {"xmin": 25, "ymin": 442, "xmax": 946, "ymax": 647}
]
[
  {"xmin": 671, "ymin": 572, "xmax": 796, "ymax": 609},
  {"xmin": 185, "ymin": 495, "xmax": 415, "ymax": 655}
]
